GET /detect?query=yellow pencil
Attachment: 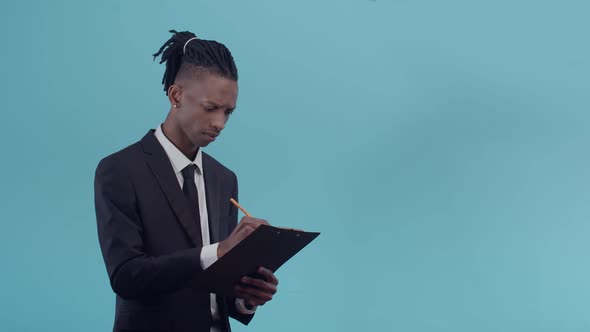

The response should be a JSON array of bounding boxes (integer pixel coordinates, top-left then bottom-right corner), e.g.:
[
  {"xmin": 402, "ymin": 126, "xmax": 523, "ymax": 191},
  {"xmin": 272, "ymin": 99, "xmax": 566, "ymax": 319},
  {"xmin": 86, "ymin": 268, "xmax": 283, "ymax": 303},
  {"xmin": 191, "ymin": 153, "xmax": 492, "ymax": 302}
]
[{"xmin": 230, "ymin": 198, "xmax": 252, "ymax": 217}]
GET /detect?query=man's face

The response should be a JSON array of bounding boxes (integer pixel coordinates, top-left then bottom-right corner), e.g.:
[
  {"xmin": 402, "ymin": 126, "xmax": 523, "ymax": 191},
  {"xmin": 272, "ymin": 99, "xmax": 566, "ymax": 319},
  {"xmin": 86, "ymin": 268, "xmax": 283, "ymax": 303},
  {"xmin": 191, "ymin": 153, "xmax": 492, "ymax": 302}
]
[{"xmin": 174, "ymin": 73, "xmax": 238, "ymax": 148}]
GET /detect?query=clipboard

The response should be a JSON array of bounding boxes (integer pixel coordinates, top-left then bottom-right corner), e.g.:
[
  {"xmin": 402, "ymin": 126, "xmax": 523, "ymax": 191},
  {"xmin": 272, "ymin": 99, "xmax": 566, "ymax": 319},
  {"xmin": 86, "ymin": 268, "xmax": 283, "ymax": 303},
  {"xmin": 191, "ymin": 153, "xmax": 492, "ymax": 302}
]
[{"xmin": 201, "ymin": 224, "xmax": 320, "ymax": 296}]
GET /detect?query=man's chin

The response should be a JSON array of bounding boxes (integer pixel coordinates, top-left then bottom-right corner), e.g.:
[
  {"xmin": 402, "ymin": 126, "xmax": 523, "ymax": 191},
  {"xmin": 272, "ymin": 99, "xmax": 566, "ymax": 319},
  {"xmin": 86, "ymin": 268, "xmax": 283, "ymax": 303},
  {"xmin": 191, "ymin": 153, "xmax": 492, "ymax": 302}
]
[
  {"xmin": 200, "ymin": 133, "xmax": 217, "ymax": 146},
  {"xmin": 196, "ymin": 139, "xmax": 212, "ymax": 148},
  {"xmin": 190, "ymin": 136, "xmax": 211, "ymax": 148}
]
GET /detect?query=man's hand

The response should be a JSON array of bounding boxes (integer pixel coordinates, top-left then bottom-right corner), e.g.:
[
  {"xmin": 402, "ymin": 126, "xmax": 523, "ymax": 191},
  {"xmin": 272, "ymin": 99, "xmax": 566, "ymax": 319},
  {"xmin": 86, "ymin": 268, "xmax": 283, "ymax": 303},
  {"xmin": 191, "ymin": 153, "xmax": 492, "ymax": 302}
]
[
  {"xmin": 217, "ymin": 216, "xmax": 269, "ymax": 258},
  {"xmin": 234, "ymin": 267, "xmax": 279, "ymax": 308}
]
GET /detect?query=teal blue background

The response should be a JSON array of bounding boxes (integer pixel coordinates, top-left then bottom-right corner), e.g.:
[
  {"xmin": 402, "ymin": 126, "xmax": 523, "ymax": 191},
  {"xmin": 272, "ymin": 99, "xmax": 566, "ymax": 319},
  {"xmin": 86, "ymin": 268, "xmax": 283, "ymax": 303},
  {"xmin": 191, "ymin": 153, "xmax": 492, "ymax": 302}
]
[{"xmin": 1, "ymin": 0, "xmax": 589, "ymax": 331}]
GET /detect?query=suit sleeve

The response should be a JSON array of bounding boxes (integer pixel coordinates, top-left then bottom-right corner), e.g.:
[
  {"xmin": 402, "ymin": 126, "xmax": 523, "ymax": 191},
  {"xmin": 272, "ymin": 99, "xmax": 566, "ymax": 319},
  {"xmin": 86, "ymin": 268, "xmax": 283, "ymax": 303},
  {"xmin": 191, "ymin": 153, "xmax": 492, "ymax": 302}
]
[
  {"xmin": 224, "ymin": 171, "xmax": 256, "ymax": 325},
  {"xmin": 94, "ymin": 157, "xmax": 203, "ymax": 300}
]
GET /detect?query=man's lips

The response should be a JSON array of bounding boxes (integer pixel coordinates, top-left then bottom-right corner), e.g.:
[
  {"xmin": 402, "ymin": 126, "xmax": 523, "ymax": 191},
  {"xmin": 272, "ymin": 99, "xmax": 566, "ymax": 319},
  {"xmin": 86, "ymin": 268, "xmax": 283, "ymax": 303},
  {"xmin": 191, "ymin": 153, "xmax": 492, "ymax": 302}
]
[{"xmin": 203, "ymin": 132, "xmax": 219, "ymax": 140}]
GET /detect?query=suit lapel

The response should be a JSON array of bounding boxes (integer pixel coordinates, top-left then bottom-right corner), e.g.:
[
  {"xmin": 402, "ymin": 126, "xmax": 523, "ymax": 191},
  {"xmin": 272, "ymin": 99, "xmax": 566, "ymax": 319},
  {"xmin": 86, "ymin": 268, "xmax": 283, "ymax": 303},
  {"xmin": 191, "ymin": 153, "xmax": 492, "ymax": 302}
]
[
  {"xmin": 203, "ymin": 153, "xmax": 222, "ymax": 244},
  {"xmin": 141, "ymin": 130, "xmax": 203, "ymax": 247}
]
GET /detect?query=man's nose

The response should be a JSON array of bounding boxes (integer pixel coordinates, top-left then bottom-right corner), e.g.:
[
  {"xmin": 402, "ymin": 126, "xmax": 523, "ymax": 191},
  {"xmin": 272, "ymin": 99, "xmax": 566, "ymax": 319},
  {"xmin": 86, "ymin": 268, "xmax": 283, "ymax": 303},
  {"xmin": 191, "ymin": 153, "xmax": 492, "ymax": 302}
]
[{"xmin": 211, "ymin": 113, "xmax": 226, "ymax": 132}]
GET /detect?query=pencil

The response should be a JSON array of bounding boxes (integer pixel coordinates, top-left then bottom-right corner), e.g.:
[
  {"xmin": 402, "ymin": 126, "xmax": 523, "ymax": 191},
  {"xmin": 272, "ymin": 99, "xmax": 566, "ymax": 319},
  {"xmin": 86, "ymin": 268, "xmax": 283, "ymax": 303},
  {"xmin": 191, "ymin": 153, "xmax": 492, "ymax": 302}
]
[{"xmin": 230, "ymin": 198, "xmax": 252, "ymax": 217}]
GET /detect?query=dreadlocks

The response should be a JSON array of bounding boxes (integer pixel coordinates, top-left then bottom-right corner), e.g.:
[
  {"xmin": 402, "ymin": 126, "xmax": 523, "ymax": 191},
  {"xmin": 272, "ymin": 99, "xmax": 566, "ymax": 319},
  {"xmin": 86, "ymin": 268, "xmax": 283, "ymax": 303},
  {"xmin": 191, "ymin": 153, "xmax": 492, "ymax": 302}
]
[{"xmin": 152, "ymin": 30, "xmax": 238, "ymax": 95}]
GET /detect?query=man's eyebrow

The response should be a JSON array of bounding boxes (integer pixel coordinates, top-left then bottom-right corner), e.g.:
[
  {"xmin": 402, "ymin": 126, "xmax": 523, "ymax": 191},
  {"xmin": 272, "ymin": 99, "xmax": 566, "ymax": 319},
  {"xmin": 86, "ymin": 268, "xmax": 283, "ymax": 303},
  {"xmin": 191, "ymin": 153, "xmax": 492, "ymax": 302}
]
[
  {"xmin": 204, "ymin": 100, "xmax": 235, "ymax": 111},
  {"xmin": 203, "ymin": 100, "xmax": 219, "ymax": 106}
]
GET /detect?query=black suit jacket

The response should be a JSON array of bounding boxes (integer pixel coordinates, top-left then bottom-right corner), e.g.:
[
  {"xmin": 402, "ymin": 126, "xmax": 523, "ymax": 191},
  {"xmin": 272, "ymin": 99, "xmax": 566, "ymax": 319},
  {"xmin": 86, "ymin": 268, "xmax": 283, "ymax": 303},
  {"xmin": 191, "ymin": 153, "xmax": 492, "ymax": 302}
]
[{"xmin": 94, "ymin": 130, "xmax": 254, "ymax": 332}]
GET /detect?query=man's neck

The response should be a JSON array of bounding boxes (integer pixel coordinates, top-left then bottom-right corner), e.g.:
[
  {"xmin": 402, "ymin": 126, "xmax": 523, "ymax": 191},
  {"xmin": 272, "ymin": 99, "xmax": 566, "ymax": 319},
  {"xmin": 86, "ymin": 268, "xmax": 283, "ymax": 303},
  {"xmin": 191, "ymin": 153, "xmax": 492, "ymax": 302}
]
[{"xmin": 161, "ymin": 120, "xmax": 199, "ymax": 161}]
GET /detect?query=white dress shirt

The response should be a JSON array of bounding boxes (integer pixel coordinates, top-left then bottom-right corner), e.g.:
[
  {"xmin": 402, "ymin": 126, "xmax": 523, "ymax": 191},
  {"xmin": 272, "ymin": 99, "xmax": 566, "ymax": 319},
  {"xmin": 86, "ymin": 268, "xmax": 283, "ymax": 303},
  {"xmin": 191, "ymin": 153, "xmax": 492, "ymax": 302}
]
[{"xmin": 154, "ymin": 125, "xmax": 255, "ymax": 331}]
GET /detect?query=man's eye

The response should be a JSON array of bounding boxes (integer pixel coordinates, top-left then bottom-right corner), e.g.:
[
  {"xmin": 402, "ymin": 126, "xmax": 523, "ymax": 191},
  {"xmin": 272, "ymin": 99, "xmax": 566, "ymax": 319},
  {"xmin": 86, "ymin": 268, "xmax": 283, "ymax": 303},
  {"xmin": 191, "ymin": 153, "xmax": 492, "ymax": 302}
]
[
  {"xmin": 205, "ymin": 107, "xmax": 216, "ymax": 112},
  {"xmin": 225, "ymin": 110, "xmax": 234, "ymax": 116}
]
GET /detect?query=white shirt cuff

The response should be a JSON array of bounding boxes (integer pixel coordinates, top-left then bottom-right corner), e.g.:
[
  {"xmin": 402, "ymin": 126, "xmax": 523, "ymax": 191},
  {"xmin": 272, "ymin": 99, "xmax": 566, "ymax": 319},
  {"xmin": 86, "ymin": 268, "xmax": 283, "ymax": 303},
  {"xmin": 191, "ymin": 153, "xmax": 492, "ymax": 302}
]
[
  {"xmin": 200, "ymin": 243, "xmax": 219, "ymax": 269},
  {"xmin": 235, "ymin": 298, "xmax": 257, "ymax": 314}
]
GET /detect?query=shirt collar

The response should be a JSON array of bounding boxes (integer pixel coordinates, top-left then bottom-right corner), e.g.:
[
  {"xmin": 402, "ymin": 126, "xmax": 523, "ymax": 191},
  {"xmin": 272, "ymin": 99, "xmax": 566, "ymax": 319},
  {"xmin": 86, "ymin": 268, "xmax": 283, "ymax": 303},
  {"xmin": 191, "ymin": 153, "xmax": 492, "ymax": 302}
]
[{"xmin": 154, "ymin": 125, "xmax": 203, "ymax": 175}]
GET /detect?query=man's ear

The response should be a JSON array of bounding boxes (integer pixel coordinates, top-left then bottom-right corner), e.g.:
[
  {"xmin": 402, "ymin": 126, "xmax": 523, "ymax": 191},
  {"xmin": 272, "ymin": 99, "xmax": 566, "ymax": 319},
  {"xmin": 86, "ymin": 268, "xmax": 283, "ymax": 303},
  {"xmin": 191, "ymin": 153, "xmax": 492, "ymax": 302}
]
[{"xmin": 168, "ymin": 84, "xmax": 182, "ymax": 107}]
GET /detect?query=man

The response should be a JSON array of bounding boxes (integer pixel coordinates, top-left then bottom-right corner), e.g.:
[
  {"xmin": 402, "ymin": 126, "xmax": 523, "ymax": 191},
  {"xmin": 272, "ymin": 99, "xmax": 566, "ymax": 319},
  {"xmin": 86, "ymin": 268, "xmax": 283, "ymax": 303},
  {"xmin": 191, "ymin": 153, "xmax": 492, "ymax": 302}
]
[{"xmin": 94, "ymin": 30, "xmax": 279, "ymax": 332}]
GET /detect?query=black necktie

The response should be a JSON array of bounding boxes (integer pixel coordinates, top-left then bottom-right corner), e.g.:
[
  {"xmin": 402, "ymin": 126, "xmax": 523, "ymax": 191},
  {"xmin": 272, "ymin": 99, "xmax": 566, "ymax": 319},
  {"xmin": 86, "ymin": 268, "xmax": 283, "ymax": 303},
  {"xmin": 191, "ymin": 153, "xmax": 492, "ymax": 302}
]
[{"xmin": 181, "ymin": 164, "xmax": 202, "ymax": 242}]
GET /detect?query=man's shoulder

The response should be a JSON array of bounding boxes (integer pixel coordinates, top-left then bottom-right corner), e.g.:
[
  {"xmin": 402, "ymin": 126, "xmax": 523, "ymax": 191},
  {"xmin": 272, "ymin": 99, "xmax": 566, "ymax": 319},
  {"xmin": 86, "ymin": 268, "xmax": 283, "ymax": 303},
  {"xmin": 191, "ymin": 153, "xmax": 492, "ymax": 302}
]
[
  {"xmin": 202, "ymin": 152, "xmax": 235, "ymax": 178},
  {"xmin": 95, "ymin": 136, "xmax": 145, "ymax": 176}
]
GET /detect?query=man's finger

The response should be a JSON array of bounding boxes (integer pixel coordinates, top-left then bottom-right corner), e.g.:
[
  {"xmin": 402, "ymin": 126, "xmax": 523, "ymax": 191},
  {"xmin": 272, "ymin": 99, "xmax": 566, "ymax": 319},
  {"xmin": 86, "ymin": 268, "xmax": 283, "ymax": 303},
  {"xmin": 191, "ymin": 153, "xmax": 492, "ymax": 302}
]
[
  {"xmin": 240, "ymin": 217, "xmax": 269, "ymax": 226},
  {"xmin": 258, "ymin": 267, "xmax": 279, "ymax": 285},
  {"xmin": 234, "ymin": 284, "xmax": 272, "ymax": 304},
  {"xmin": 235, "ymin": 283, "xmax": 272, "ymax": 300},
  {"xmin": 234, "ymin": 222, "xmax": 259, "ymax": 235},
  {"xmin": 236, "ymin": 220, "xmax": 263, "ymax": 232},
  {"xmin": 241, "ymin": 276, "xmax": 277, "ymax": 294},
  {"xmin": 234, "ymin": 291, "xmax": 265, "ymax": 307},
  {"xmin": 235, "ymin": 223, "xmax": 256, "ymax": 234}
]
